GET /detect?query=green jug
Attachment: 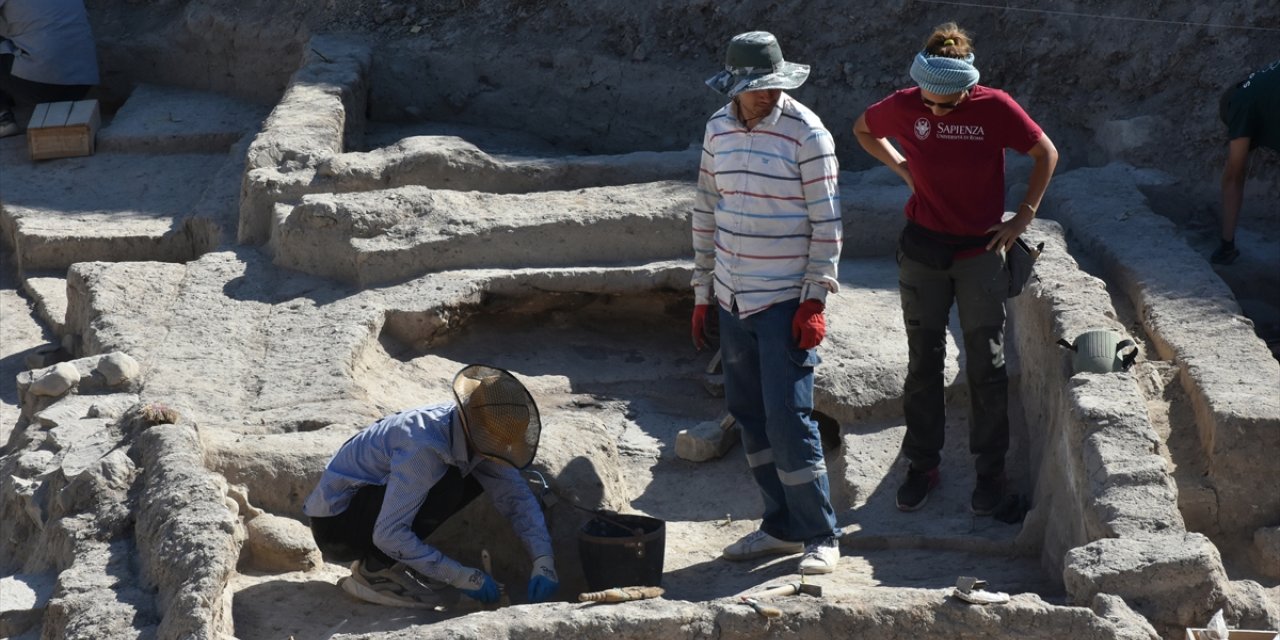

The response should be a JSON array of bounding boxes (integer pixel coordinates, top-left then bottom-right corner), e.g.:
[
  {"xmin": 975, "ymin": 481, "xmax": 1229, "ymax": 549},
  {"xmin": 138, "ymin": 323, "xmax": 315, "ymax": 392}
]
[{"xmin": 1057, "ymin": 330, "xmax": 1139, "ymax": 374}]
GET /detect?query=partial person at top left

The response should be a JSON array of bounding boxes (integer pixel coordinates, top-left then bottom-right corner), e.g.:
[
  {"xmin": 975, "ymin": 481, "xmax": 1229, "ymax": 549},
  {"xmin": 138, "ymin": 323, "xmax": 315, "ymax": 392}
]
[{"xmin": 0, "ymin": 0, "xmax": 99, "ymax": 138}]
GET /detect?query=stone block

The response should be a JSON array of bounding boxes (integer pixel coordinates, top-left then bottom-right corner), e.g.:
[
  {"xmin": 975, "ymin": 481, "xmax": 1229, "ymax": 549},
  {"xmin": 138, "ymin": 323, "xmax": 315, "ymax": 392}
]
[
  {"xmin": 96, "ymin": 352, "xmax": 140, "ymax": 386},
  {"xmin": 1254, "ymin": 526, "xmax": 1280, "ymax": 581},
  {"xmin": 30, "ymin": 362, "xmax": 80, "ymax": 397},
  {"xmin": 243, "ymin": 513, "xmax": 322, "ymax": 573},
  {"xmin": 1064, "ymin": 533, "xmax": 1229, "ymax": 632},
  {"xmin": 22, "ymin": 342, "xmax": 67, "ymax": 371},
  {"xmin": 54, "ymin": 420, "xmax": 119, "ymax": 479},
  {"xmin": 0, "ymin": 573, "xmax": 54, "ymax": 638},
  {"xmin": 675, "ymin": 414, "xmax": 737, "ymax": 462}
]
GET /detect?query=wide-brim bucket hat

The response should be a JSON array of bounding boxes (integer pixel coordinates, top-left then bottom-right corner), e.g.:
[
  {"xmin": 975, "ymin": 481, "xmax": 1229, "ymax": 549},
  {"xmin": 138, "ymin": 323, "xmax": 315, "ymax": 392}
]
[
  {"xmin": 705, "ymin": 31, "xmax": 810, "ymax": 98},
  {"xmin": 452, "ymin": 364, "xmax": 541, "ymax": 469}
]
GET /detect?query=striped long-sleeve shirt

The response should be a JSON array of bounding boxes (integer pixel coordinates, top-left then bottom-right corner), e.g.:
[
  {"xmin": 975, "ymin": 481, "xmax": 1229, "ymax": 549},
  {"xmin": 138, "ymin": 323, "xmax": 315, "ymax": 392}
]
[
  {"xmin": 303, "ymin": 403, "xmax": 553, "ymax": 588},
  {"xmin": 691, "ymin": 93, "xmax": 842, "ymax": 317}
]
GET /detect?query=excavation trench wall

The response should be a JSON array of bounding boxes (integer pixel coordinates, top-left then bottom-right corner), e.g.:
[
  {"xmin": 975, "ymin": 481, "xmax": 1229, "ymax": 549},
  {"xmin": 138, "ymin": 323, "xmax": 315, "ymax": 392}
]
[
  {"xmin": 1038, "ymin": 166, "xmax": 1280, "ymax": 572},
  {"xmin": 238, "ymin": 36, "xmax": 697, "ymax": 248},
  {"xmin": 243, "ymin": 35, "xmax": 909, "ymax": 287},
  {"xmin": 371, "ymin": 593, "xmax": 1158, "ymax": 640},
  {"xmin": 1006, "ymin": 223, "xmax": 1255, "ymax": 638},
  {"xmin": 269, "ymin": 182, "xmax": 695, "ymax": 285}
]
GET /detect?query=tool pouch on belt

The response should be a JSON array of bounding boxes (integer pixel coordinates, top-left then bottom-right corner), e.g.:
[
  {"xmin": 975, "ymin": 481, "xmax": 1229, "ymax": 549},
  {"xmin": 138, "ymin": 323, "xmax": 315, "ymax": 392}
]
[
  {"xmin": 897, "ymin": 222, "xmax": 987, "ymax": 270},
  {"xmin": 1006, "ymin": 237, "xmax": 1042, "ymax": 298}
]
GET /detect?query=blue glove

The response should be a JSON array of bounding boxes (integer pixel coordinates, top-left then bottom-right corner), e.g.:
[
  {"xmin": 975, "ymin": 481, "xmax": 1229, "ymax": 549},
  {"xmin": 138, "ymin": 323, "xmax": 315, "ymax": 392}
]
[
  {"xmin": 527, "ymin": 555, "xmax": 559, "ymax": 603},
  {"xmin": 459, "ymin": 568, "xmax": 500, "ymax": 604}
]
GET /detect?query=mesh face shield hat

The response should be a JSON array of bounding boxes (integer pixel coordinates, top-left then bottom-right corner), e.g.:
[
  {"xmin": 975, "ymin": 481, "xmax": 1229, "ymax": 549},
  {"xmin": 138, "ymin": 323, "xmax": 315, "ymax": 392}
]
[{"xmin": 451, "ymin": 364, "xmax": 542, "ymax": 469}]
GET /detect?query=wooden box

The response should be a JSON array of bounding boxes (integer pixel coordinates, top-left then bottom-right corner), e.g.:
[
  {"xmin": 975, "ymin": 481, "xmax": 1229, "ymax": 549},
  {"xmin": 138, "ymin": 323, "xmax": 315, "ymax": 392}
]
[
  {"xmin": 1186, "ymin": 629, "xmax": 1278, "ymax": 639},
  {"xmin": 27, "ymin": 99, "xmax": 100, "ymax": 161}
]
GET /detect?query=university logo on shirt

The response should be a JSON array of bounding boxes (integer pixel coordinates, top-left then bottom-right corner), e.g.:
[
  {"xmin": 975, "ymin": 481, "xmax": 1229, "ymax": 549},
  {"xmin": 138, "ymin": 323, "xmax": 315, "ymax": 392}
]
[
  {"xmin": 914, "ymin": 118, "xmax": 931, "ymax": 140},
  {"xmin": 936, "ymin": 122, "xmax": 986, "ymax": 141}
]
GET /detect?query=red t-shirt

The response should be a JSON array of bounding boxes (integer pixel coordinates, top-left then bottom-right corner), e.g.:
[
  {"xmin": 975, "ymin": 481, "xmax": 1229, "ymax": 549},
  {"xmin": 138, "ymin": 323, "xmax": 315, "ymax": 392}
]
[{"xmin": 863, "ymin": 85, "xmax": 1043, "ymax": 237}]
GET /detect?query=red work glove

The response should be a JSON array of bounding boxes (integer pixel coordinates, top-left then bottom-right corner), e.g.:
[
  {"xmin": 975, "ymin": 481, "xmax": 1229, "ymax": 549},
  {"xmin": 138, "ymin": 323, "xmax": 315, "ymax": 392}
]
[
  {"xmin": 792, "ymin": 300, "xmax": 826, "ymax": 349},
  {"xmin": 691, "ymin": 304, "xmax": 711, "ymax": 350}
]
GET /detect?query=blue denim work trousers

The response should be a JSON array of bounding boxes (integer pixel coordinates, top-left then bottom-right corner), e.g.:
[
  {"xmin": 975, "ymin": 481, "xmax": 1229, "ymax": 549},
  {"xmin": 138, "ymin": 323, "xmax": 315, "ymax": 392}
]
[
  {"xmin": 898, "ymin": 248, "xmax": 1010, "ymax": 477},
  {"xmin": 719, "ymin": 298, "xmax": 838, "ymax": 544}
]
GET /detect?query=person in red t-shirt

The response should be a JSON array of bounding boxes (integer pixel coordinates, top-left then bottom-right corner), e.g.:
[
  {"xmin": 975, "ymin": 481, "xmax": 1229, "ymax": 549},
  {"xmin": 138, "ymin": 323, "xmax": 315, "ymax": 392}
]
[{"xmin": 852, "ymin": 21, "xmax": 1058, "ymax": 516}]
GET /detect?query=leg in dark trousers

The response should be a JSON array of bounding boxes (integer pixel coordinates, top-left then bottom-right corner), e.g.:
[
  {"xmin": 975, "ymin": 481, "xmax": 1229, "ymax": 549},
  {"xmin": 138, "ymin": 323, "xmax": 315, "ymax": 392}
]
[
  {"xmin": 0, "ymin": 54, "xmax": 93, "ymax": 110},
  {"xmin": 309, "ymin": 466, "xmax": 485, "ymax": 570},
  {"xmin": 953, "ymin": 250, "xmax": 1010, "ymax": 477},
  {"xmin": 898, "ymin": 254, "xmax": 955, "ymax": 472},
  {"xmin": 898, "ymin": 250, "xmax": 1010, "ymax": 476}
]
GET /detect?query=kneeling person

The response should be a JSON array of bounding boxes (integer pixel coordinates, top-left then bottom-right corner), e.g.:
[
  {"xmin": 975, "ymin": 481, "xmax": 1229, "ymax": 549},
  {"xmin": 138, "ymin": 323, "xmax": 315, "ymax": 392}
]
[{"xmin": 304, "ymin": 364, "xmax": 559, "ymax": 608}]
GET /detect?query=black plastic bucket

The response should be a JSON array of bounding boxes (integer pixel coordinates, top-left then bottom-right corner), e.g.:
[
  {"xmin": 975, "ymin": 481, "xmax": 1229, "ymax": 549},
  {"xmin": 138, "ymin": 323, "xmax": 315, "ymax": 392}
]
[{"xmin": 577, "ymin": 513, "xmax": 665, "ymax": 591}]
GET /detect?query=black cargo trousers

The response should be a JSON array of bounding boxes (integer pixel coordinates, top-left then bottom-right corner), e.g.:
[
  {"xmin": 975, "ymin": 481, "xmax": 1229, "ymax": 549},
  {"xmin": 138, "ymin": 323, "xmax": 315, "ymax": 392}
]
[{"xmin": 896, "ymin": 247, "xmax": 1010, "ymax": 478}]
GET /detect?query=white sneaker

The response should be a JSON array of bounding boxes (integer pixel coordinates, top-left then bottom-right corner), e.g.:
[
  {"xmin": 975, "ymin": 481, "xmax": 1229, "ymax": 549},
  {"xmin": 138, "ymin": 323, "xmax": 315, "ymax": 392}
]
[
  {"xmin": 798, "ymin": 537, "xmax": 839, "ymax": 575},
  {"xmin": 722, "ymin": 529, "xmax": 803, "ymax": 560}
]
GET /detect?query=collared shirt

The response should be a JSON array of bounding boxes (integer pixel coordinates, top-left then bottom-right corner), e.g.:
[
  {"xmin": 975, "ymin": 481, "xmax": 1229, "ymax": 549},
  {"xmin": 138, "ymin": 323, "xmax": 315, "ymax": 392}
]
[
  {"xmin": 0, "ymin": 0, "xmax": 99, "ymax": 86},
  {"xmin": 302, "ymin": 403, "xmax": 553, "ymax": 587},
  {"xmin": 691, "ymin": 93, "xmax": 842, "ymax": 317}
]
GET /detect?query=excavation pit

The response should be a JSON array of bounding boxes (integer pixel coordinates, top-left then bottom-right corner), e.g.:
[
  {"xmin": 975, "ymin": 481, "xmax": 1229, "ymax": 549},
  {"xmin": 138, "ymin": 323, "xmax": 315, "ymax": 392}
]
[{"xmin": 218, "ymin": 279, "xmax": 1069, "ymax": 639}]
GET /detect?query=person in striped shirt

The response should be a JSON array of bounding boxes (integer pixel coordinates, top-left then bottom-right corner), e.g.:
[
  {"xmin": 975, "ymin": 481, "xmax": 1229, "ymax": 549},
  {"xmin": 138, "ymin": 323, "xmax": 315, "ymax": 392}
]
[{"xmin": 691, "ymin": 31, "xmax": 843, "ymax": 576}]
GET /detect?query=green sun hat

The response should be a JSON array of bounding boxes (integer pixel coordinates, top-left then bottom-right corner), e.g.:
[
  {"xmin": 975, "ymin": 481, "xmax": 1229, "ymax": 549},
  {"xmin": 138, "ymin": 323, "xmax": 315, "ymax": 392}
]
[{"xmin": 705, "ymin": 31, "xmax": 811, "ymax": 98}]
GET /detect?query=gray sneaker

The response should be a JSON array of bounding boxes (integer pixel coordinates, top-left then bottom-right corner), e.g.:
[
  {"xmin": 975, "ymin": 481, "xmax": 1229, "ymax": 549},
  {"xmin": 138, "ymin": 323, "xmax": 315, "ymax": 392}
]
[
  {"xmin": 0, "ymin": 111, "xmax": 19, "ymax": 138},
  {"xmin": 722, "ymin": 529, "xmax": 804, "ymax": 560},
  {"xmin": 339, "ymin": 560, "xmax": 447, "ymax": 609}
]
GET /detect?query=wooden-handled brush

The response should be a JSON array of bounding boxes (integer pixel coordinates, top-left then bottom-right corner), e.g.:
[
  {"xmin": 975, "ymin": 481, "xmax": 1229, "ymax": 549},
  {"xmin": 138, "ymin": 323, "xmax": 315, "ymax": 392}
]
[
  {"xmin": 578, "ymin": 586, "xmax": 665, "ymax": 603},
  {"xmin": 741, "ymin": 597, "xmax": 782, "ymax": 618},
  {"xmin": 481, "ymin": 549, "xmax": 510, "ymax": 607}
]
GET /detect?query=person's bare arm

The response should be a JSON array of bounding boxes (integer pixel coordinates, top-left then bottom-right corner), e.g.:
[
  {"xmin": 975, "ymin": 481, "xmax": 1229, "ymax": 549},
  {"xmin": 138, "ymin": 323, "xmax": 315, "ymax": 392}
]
[
  {"xmin": 987, "ymin": 133, "xmax": 1059, "ymax": 251},
  {"xmin": 853, "ymin": 113, "xmax": 913, "ymax": 192},
  {"xmin": 1219, "ymin": 136, "xmax": 1251, "ymax": 242}
]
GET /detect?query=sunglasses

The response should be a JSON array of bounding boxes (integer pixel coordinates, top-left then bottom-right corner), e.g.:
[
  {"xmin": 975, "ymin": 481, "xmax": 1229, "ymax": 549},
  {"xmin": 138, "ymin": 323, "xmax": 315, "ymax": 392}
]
[{"xmin": 921, "ymin": 91, "xmax": 966, "ymax": 110}]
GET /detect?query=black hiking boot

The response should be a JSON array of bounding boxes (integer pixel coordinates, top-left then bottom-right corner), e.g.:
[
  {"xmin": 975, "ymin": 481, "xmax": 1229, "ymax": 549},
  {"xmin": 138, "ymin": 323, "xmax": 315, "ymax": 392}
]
[
  {"xmin": 971, "ymin": 473, "xmax": 1005, "ymax": 516},
  {"xmin": 896, "ymin": 466, "xmax": 940, "ymax": 512},
  {"xmin": 1210, "ymin": 241, "xmax": 1239, "ymax": 265}
]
